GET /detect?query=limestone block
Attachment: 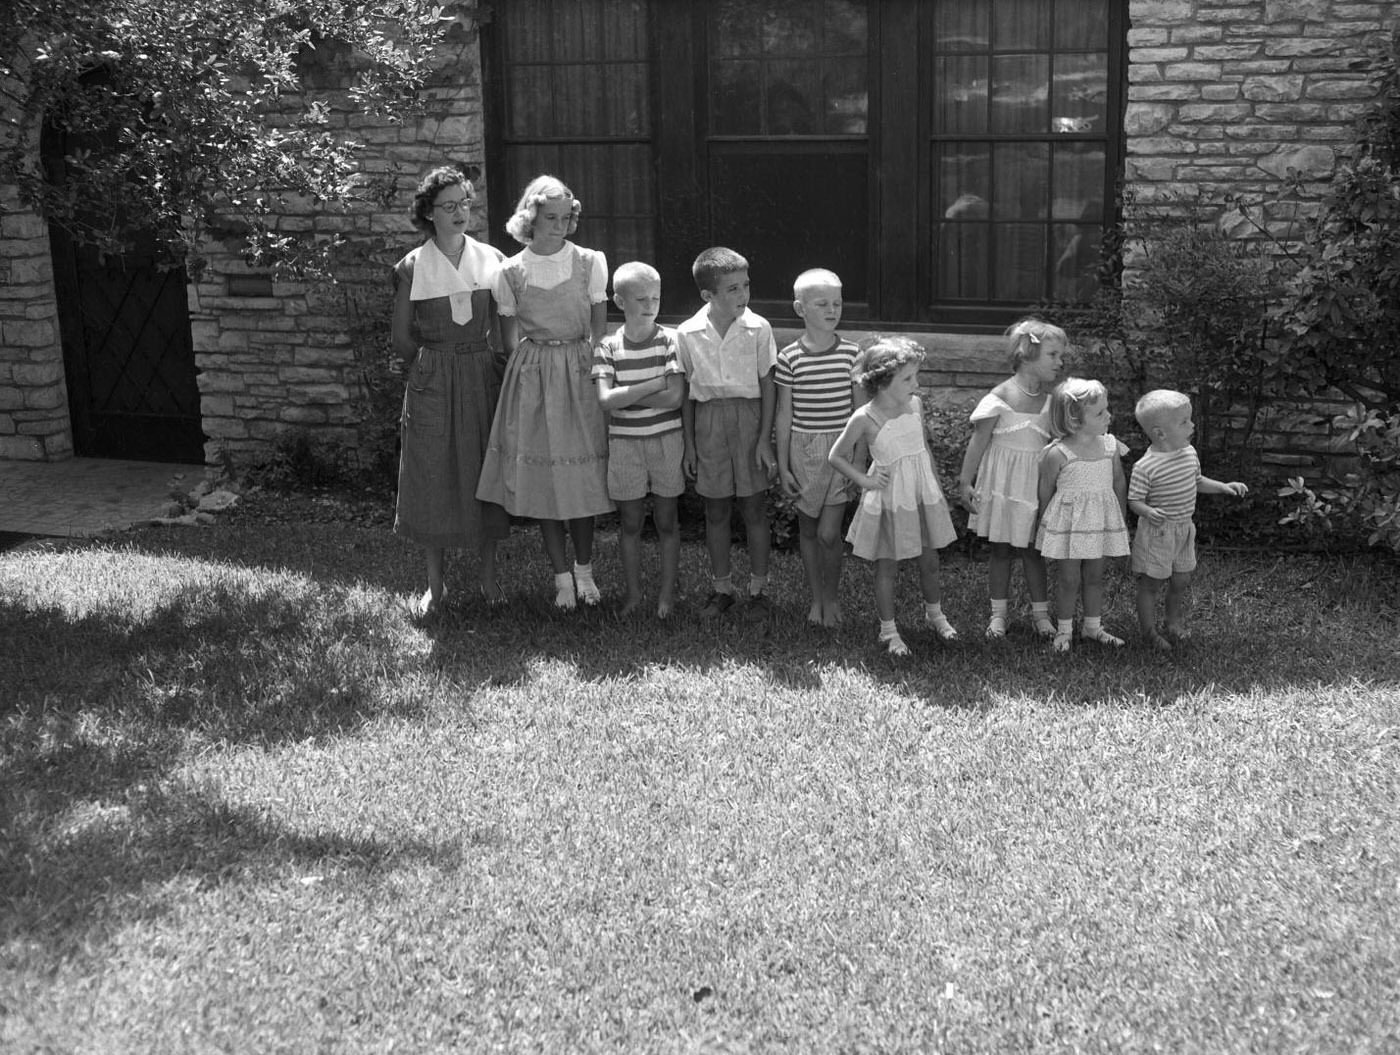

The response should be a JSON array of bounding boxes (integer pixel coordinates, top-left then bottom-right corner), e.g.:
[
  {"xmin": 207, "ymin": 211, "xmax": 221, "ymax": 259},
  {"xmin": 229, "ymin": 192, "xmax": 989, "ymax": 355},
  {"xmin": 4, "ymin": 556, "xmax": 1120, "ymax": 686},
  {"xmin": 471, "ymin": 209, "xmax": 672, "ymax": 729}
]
[
  {"xmin": 0, "ymin": 388, "xmax": 23, "ymax": 410},
  {"xmin": 1257, "ymin": 144, "xmax": 1336, "ymax": 178},
  {"xmin": 202, "ymin": 417, "xmax": 250, "ymax": 439},
  {"xmin": 1129, "ymin": 136, "xmax": 1198, "ymax": 156},
  {"xmin": 0, "ymin": 213, "xmax": 45, "ymax": 240},
  {"xmin": 1132, "ymin": 47, "xmax": 1191, "ymax": 62},
  {"xmin": 1242, "ymin": 75, "xmax": 1305, "ymax": 101},
  {"xmin": 1306, "ymin": 80, "xmax": 1377, "ymax": 100},
  {"xmin": 280, "ymin": 406, "xmax": 329, "ymax": 424},
  {"xmin": 1163, "ymin": 62, "xmax": 1224, "ymax": 81},
  {"xmin": 1201, "ymin": 84, "xmax": 1243, "ymax": 101},
  {"xmin": 279, "ymin": 366, "xmax": 343, "ymax": 384},
  {"xmin": 1, "ymin": 319, "xmax": 56, "ymax": 347},
  {"xmin": 1131, "ymin": 0, "xmax": 1194, "ymax": 19},
  {"xmin": 1194, "ymin": 45, "xmax": 1263, "ymax": 61},
  {"xmin": 1129, "ymin": 84, "xmax": 1201, "ymax": 100},
  {"xmin": 1176, "ymin": 103, "xmax": 1252, "ymax": 122},
  {"xmin": 200, "ymin": 395, "xmax": 236, "ymax": 417},
  {"xmin": 294, "ymin": 384, "xmax": 352, "ymax": 404},
  {"xmin": 22, "ymin": 385, "xmax": 63, "ymax": 410},
  {"xmin": 10, "ymin": 361, "xmax": 63, "ymax": 386},
  {"xmin": 1124, "ymin": 103, "xmax": 1176, "ymax": 136},
  {"xmin": 1126, "ymin": 157, "xmax": 1181, "ymax": 181},
  {"xmin": 0, "ymin": 413, "xmax": 14, "ymax": 434},
  {"xmin": 1264, "ymin": 0, "xmax": 1330, "ymax": 18},
  {"xmin": 198, "ymin": 372, "xmax": 248, "ymax": 393},
  {"xmin": 0, "ymin": 434, "xmax": 43, "ymax": 459},
  {"xmin": 1266, "ymin": 38, "xmax": 1345, "ymax": 57}
]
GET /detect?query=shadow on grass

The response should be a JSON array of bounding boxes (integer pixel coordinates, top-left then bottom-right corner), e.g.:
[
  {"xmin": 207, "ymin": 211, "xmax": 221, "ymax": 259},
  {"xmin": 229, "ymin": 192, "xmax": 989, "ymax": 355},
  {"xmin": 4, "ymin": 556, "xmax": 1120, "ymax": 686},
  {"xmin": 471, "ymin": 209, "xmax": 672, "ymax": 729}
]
[
  {"xmin": 0, "ymin": 776, "xmax": 464, "ymax": 963},
  {"xmin": 0, "ymin": 566, "xmax": 452, "ymax": 955}
]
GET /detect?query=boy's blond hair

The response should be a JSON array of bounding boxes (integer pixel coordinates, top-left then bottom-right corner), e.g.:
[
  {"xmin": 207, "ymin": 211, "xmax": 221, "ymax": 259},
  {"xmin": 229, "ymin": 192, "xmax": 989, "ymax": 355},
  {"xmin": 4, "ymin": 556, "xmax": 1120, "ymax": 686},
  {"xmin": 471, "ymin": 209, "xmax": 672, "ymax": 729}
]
[
  {"xmin": 613, "ymin": 260, "xmax": 660, "ymax": 298},
  {"xmin": 793, "ymin": 268, "xmax": 842, "ymax": 299},
  {"xmin": 1134, "ymin": 389, "xmax": 1191, "ymax": 432}
]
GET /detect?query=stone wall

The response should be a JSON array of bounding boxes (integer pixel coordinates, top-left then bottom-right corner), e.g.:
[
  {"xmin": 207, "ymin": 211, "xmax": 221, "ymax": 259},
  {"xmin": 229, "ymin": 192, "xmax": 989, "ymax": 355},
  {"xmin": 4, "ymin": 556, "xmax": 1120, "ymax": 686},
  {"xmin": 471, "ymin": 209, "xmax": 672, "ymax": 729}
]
[
  {"xmin": 192, "ymin": 11, "xmax": 492, "ymax": 467},
  {"xmin": 1122, "ymin": 0, "xmax": 1398, "ymax": 477},
  {"xmin": 0, "ymin": 47, "xmax": 71, "ymax": 461}
]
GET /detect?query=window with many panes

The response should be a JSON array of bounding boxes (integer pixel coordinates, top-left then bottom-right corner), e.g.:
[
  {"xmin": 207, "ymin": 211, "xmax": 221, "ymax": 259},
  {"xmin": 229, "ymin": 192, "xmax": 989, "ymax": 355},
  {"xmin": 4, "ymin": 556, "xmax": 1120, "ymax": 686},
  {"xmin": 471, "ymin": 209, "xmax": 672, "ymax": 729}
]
[{"xmin": 485, "ymin": 0, "xmax": 1124, "ymax": 328}]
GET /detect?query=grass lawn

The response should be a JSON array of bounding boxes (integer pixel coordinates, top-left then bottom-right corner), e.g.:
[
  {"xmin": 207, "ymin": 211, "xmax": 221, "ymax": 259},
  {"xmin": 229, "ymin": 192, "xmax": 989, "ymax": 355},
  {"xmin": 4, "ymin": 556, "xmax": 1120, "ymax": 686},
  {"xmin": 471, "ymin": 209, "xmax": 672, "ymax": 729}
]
[{"xmin": 2, "ymin": 507, "xmax": 1398, "ymax": 1053}]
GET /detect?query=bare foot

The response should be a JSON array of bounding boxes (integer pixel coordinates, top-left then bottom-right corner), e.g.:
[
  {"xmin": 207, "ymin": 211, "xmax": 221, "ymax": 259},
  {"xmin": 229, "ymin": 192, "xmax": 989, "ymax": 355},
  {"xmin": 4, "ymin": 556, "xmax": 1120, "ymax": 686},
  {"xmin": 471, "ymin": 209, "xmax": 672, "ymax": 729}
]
[
  {"xmin": 1144, "ymin": 631, "xmax": 1173, "ymax": 651},
  {"xmin": 414, "ymin": 588, "xmax": 444, "ymax": 621},
  {"xmin": 1164, "ymin": 623, "xmax": 1190, "ymax": 644},
  {"xmin": 822, "ymin": 602, "xmax": 842, "ymax": 628},
  {"xmin": 807, "ymin": 601, "xmax": 823, "ymax": 626},
  {"xmin": 619, "ymin": 594, "xmax": 643, "ymax": 618},
  {"xmin": 657, "ymin": 599, "xmax": 674, "ymax": 620}
]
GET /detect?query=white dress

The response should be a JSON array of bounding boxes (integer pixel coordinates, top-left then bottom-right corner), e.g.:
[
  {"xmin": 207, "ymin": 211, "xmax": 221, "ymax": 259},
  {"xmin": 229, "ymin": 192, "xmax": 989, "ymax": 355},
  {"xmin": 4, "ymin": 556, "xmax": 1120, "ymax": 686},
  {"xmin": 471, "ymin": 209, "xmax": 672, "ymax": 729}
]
[
  {"xmin": 1035, "ymin": 434, "xmax": 1130, "ymax": 560},
  {"xmin": 846, "ymin": 401, "xmax": 958, "ymax": 561}
]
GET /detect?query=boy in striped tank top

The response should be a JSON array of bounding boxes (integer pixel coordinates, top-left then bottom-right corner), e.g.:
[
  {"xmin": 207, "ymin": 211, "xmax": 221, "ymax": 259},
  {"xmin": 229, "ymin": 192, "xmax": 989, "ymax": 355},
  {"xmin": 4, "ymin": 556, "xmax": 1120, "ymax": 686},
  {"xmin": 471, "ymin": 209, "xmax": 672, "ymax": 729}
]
[
  {"xmin": 592, "ymin": 262, "xmax": 686, "ymax": 618},
  {"xmin": 775, "ymin": 269, "xmax": 863, "ymax": 627},
  {"xmin": 1129, "ymin": 389, "xmax": 1249, "ymax": 650}
]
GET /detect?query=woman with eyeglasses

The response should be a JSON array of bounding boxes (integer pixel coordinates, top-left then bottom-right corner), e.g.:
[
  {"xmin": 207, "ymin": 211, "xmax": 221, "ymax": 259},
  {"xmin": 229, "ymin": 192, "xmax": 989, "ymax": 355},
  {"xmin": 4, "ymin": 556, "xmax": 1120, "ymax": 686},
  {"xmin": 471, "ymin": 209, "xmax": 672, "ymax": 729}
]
[{"xmin": 391, "ymin": 165, "xmax": 510, "ymax": 619}]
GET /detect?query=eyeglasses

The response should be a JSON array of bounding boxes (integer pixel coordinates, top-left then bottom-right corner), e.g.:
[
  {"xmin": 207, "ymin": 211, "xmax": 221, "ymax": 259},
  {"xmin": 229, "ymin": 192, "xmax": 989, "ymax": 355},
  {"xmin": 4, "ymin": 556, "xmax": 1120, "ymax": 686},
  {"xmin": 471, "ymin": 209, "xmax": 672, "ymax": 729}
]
[{"xmin": 433, "ymin": 199, "xmax": 471, "ymax": 213}]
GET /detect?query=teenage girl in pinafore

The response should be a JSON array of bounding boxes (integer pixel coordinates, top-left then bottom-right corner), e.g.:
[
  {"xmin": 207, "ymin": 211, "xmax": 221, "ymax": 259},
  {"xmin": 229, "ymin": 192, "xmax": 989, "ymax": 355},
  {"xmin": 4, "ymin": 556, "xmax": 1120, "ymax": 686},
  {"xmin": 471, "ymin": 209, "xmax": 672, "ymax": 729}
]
[
  {"xmin": 476, "ymin": 175, "xmax": 613, "ymax": 609},
  {"xmin": 1036, "ymin": 377, "xmax": 1131, "ymax": 652},
  {"xmin": 829, "ymin": 338, "xmax": 960, "ymax": 656},
  {"xmin": 958, "ymin": 318, "xmax": 1065, "ymax": 640}
]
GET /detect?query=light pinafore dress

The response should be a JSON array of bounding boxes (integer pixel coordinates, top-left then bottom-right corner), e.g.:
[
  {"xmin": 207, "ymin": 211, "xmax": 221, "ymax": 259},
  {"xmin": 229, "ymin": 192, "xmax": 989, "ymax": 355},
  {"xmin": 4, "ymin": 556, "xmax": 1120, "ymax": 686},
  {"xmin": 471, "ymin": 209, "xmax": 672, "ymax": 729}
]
[
  {"xmin": 393, "ymin": 242, "xmax": 510, "ymax": 549},
  {"xmin": 476, "ymin": 243, "xmax": 612, "ymax": 520},
  {"xmin": 967, "ymin": 391, "xmax": 1051, "ymax": 547},
  {"xmin": 846, "ymin": 400, "xmax": 958, "ymax": 561},
  {"xmin": 1035, "ymin": 434, "xmax": 1131, "ymax": 560}
]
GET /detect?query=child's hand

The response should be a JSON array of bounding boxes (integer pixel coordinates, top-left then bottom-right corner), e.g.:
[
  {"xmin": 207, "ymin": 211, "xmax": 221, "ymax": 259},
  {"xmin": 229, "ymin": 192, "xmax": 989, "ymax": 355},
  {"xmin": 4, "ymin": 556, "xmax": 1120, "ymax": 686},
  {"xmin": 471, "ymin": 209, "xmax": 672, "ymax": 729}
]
[
  {"xmin": 682, "ymin": 446, "xmax": 697, "ymax": 481},
  {"xmin": 1143, "ymin": 505, "xmax": 1166, "ymax": 525},
  {"xmin": 756, "ymin": 442, "xmax": 777, "ymax": 479},
  {"xmin": 864, "ymin": 465, "xmax": 890, "ymax": 491},
  {"xmin": 779, "ymin": 468, "xmax": 799, "ymax": 496},
  {"xmin": 958, "ymin": 481, "xmax": 979, "ymax": 512},
  {"xmin": 1226, "ymin": 482, "xmax": 1249, "ymax": 497}
]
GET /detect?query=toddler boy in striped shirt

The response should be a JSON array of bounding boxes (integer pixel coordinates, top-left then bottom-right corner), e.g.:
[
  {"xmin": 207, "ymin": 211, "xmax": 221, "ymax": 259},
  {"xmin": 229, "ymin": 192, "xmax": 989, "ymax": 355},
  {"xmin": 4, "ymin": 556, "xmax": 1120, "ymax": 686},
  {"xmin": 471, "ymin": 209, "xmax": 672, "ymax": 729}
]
[
  {"xmin": 775, "ymin": 268, "xmax": 863, "ymax": 627},
  {"xmin": 1129, "ymin": 389, "xmax": 1249, "ymax": 649},
  {"xmin": 592, "ymin": 261, "xmax": 686, "ymax": 618}
]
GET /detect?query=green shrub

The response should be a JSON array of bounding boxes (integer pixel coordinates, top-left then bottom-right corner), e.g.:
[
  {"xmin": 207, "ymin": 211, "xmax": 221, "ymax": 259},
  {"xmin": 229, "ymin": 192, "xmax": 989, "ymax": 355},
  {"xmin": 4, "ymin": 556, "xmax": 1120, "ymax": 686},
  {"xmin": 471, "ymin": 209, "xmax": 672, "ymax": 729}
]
[{"xmin": 1278, "ymin": 406, "xmax": 1400, "ymax": 554}]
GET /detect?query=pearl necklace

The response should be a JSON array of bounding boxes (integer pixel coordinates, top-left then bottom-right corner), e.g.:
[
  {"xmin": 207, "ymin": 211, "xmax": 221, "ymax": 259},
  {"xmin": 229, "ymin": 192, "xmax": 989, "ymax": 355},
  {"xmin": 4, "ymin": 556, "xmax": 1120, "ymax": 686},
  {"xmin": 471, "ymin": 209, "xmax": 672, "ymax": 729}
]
[{"xmin": 1011, "ymin": 377, "xmax": 1042, "ymax": 399}]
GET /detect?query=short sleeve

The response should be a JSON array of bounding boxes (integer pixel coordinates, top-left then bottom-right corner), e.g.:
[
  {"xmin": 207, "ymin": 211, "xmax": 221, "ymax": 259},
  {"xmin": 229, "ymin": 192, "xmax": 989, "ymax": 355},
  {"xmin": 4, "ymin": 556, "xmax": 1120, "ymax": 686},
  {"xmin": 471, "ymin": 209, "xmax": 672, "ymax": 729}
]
[
  {"xmin": 969, "ymin": 392, "xmax": 1008, "ymax": 423},
  {"xmin": 1127, "ymin": 457, "xmax": 1151, "ymax": 502},
  {"xmin": 492, "ymin": 260, "xmax": 519, "ymax": 315},
  {"xmin": 756, "ymin": 321, "xmax": 778, "ymax": 375},
  {"xmin": 590, "ymin": 334, "xmax": 617, "ymax": 380},
  {"xmin": 662, "ymin": 331, "xmax": 684, "ymax": 375},
  {"xmin": 674, "ymin": 330, "xmax": 693, "ymax": 376},
  {"xmin": 774, "ymin": 348, "xmax": 797, "ymax": 389},
  {"xmin": 391, "ymin": 250, "xmax": 416, "ymax": 294},
  {"xmin": 587, "ymin": 249, "xmax": 609, "ymax": 303},
  {"xmin": 1108, "ymin": 434, "xmax": 1129, "ymax": 458}
]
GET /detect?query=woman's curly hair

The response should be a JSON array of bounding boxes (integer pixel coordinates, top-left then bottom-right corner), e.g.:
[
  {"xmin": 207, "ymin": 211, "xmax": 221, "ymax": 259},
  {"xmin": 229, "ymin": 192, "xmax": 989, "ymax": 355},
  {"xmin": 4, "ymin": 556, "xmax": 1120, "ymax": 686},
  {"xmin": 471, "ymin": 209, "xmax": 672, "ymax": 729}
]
[
  {"xmin": 410, "ymin": 166, "xmax": 473, "ymax": 233},
  {"xmin": 505, "ymin": 174, "xmax": 581, "ymax": 245},
  {"xmin": 853, "ymin": 336, "xmax": 926, "ymax": 396}
]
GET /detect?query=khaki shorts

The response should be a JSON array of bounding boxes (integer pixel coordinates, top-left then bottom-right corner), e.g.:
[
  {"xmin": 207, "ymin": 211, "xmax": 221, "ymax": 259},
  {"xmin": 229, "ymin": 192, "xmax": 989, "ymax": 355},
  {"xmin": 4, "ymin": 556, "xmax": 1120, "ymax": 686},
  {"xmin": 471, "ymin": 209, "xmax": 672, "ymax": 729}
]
[
  {"xmin": 1132, "ymin": 517, "xmax": 1197, "ymax": 578},
  {"xmin": 607, "ymin": 431, "xmax": 685, "ymax": 502},
  {"xmin": 789, "ymin": 430, "xmax": 851, "ymax": 518},
  {"xmin": 695, "ymin": 397, "xmax": 768, "ymax": 499}
]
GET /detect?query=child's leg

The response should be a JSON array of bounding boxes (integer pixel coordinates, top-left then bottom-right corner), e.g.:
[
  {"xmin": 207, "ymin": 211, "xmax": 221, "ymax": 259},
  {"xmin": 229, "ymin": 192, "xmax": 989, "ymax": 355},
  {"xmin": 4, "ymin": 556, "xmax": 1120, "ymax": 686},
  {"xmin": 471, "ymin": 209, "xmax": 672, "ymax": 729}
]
[
  {"xmin": 816, "ymin": 503, "xmax": 846, "ymax": 626},
  {"xmin": 1021, "ymin": 547, "xmax": 1055, "ymax": 636},
  {"xmin": 918, "ymin": 548, "xmax": 958, "ymax": 640},
  {"xmin": 1136, "ymin": 574, "xmax": 1171, "ymax": 650},
  {"xmin": 738, "ymin": 491, "xmax": 771, "ymax": 583},
  {"xmin": 616, "ymin": 498, "xmax": 647, "ymax": 615},
  {"xmin": 568, "ymin": 517, "xmax": 599, "ymax": 603},
  {"xmin": 539, "ymin": 520, "xmax": 575, "ymax": 609},
  {"xmin": 478, "ymin": 535, "xmax": 502, "ymax": 604},
  {"xmin": 1053, "ymin": 558, "xmax": 1082, "ymax": 651},
  {"xmin": 1164, "ymin": 570, "xmax": 1193, "ymax": 638},
  {"xmin": 986, "ymin": 542, "xmax": 1013, "ymax": 636},
  {"xmin": 700, "ymin": 496, "xmax": 736, "ymax": 616},
  {"xmin": 796, "ymin": 511, "xmax": 823, "ymax": 623},
  {"xmin": 653, "ymin": 495, "xmax": 680, "ymax": 619},
  {"xmin": 874, "ymin": 558, "xmax": 907, "ymax": 655},
  {"xmin": 1079, "ymin": 558, "xmax": 1123, "ymax": 646}
]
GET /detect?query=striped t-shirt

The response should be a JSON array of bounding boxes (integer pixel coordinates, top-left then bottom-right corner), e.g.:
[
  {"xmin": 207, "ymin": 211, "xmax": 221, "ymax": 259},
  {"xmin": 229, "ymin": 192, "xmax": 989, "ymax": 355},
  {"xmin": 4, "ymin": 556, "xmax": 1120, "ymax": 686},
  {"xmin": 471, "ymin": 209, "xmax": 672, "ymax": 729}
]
[
  {"xmin": 774, "ymin": 337, "xmax": 859, "ymax": 433},
  {"xmin": 590, "ymin": 325, "xmax": 683, "ymax": 439},
  {"xmin": 1128, "ymin": 445, "xmax": 1202, "ymax": 520}
]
